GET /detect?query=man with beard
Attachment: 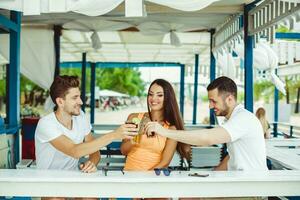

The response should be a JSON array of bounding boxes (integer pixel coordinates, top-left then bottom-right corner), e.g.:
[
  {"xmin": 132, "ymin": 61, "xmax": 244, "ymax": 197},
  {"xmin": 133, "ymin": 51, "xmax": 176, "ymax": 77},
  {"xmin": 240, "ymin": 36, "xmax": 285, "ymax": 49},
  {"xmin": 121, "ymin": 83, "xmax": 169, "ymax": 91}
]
[
  {"xmin": 35, "ymin": 75, "xmax": 137, "ymax": 174},
  {"xmin": 145, "ymin": 76, "xmax": 267, "ymax": 171}
]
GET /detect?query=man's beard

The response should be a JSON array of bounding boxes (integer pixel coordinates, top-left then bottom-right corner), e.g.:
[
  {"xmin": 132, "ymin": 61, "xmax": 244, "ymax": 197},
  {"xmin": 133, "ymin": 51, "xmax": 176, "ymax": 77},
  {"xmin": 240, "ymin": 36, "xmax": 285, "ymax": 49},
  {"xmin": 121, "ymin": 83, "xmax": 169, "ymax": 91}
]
[
  {"xmin": 68, "ymin": 106, "xmax": 81, "ymax": 116},
  {"xmin": 70, "ymin": 111, "xmax": 80, "ymax": 116},
  {"xmin": 216, "ymin": 101, "xmax": 230, "ymax": 116}
]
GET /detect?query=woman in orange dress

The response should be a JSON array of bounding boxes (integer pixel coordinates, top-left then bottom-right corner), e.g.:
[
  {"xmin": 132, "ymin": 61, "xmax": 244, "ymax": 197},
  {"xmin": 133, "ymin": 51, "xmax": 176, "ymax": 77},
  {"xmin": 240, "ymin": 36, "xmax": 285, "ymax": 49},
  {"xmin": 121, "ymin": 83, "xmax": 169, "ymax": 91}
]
[{"xmin": 121, "ymin": 79, "xmax": 190, "ymax": 171}]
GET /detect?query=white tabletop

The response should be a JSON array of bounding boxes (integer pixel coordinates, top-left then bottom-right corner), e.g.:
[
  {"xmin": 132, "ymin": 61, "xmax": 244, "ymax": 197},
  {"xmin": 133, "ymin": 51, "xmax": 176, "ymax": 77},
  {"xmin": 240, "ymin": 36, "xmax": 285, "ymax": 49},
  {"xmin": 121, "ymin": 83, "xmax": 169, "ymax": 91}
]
[
  {"xmin": 1, "ymin": 169, "xmax": 300, "ymax": 198},
  {"xmin": 266, "ymin": 138, "xmax": 300, "ymax": 170},
  {"xmin": 266, "ymin": 138, "xmax": 300, "ymax": 147}
]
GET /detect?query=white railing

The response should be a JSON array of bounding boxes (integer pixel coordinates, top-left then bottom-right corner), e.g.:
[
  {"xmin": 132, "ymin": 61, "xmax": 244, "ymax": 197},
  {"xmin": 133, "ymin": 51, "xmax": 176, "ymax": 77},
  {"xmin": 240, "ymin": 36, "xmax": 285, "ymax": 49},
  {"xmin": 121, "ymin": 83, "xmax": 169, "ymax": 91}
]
[
  {"xmin": 248, "ymin": 0, "xmax": 300, "ymax": 43},
  {"xmin": 212, "ymin": 14, "xmax": 243, "ymax": 52}
]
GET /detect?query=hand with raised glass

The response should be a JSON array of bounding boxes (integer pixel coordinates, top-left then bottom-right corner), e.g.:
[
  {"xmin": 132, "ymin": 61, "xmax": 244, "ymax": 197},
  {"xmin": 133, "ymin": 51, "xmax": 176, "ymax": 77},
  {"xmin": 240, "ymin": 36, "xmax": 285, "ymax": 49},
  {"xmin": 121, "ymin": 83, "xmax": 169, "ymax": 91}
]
[{"xmin": 114, "ymin": 123, "xmax": 138, "ymax": 140}]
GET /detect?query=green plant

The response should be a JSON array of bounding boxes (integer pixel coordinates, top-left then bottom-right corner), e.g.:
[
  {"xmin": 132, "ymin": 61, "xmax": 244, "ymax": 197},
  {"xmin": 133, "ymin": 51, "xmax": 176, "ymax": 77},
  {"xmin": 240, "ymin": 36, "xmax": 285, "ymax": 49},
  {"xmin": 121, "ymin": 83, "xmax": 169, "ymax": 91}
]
[
  {"xmin": 254, "ymin": 80, "xmax": 274, "ymax": 103},
  {"xmin": 60, "ymin": 67, "xmax": 145, "ymax": 97}
]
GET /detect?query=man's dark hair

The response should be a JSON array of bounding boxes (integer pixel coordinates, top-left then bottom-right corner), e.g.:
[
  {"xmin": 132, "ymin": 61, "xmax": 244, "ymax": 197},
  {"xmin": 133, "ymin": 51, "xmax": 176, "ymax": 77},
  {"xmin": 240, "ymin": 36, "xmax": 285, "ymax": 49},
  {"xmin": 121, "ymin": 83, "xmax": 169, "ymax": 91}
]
[
  {"xmin": 207, "ymin": 76, "xmax": 237, "ymax": 100},
  {"xmin": 50, "ymin": 75, "xmax": 80, "ymax": 111}
]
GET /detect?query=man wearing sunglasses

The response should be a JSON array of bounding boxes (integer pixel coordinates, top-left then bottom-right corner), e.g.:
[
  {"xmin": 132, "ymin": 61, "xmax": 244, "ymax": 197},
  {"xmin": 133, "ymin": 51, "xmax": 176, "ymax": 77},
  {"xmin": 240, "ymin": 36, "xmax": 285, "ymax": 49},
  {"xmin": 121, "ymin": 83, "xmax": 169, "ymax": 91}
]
[{"xmin": 145, "ymin": 76, "xmax": 267, "ymax": 171}]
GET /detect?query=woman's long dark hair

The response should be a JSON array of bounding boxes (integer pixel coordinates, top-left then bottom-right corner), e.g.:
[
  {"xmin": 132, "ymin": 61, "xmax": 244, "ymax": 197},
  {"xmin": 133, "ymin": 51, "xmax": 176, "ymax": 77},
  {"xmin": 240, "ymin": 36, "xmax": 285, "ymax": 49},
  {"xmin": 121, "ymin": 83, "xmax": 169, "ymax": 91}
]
[{"xmin": 147, "ymin": 79, "xmax": 190, "ymax": 160}]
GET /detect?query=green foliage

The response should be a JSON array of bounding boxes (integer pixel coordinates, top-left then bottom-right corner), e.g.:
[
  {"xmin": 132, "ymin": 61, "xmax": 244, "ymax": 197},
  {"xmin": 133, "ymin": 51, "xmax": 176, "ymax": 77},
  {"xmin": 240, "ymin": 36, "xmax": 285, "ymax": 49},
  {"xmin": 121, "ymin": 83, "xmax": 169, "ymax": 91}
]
[
  {"xmin": 237, "ymin": 92, "xmax": 244, "ymax": 103},
  {"xmin": 254, "ymin": 80, "xmax": 275, "ymax": 103},
  {"xmin": 201, "ymin": 95, "xmax": 208, "ymax": 101},
  {"xmin": 96, "ymin": 68, "xmax": 145, "ymax": 96},
  {"xmin": 253, "ymin": 77, "xmax": 300, "ymax": 103},
  {"xmin": 284, "ymin": 76, "xmax": 300, "ymax": 103},
  {"xmin": 276, "ymin": 25, "xmax": 289, "ymax": 33},
  {"xmin": 20, "ymin": 75, "xmax": 43, "ymax": 92},
  {"xmin": 0, "ymin": 79, "xmax": 5, "ymax": 97},
  {"xmin": 275, "ymin": 25, "xmax": 300, "ymax": 42},
  {"xmin": 60, "ymin": 67, "xmax": 91, "ymax": 93},
  {"xmin": 0, "ymin": 74, "xmax": 43, "ymax": 97},
  {"xmin": 60, "ymin": 67, "xmax": 145, "ymax": 97},
  {"xmin": 0, "ymin": 67, "xmax": 145, "ymax": 100}
]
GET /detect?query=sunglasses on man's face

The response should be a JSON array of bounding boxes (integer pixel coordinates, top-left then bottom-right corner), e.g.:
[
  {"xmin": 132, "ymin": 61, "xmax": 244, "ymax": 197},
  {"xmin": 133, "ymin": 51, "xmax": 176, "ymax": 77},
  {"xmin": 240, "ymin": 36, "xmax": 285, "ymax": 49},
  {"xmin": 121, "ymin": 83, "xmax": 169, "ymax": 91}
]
[{"xmin": 154, "ymin": 168, "xmax": 171, "ymax": 176}]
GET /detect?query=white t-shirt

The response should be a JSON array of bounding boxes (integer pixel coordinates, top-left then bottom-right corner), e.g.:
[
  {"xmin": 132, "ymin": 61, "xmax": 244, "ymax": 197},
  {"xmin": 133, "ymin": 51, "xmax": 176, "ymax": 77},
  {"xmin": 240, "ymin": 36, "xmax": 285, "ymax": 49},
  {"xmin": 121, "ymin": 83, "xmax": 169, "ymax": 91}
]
[
  {"xmin": 220, "ymin": 104, "xmax": 268, "ymax": 171},
  {"xmin": 35, "ymin": 110, "xmax": 91, "ymax": 170}
]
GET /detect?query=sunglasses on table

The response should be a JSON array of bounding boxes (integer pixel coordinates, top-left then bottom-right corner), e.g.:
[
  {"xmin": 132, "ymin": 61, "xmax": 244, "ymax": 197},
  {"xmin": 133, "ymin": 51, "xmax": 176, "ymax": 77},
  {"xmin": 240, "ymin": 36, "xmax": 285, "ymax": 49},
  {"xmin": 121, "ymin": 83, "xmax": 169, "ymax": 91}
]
[{"xmin": 154, "ymin": 168, "xmax": 172, "ymax": 176}]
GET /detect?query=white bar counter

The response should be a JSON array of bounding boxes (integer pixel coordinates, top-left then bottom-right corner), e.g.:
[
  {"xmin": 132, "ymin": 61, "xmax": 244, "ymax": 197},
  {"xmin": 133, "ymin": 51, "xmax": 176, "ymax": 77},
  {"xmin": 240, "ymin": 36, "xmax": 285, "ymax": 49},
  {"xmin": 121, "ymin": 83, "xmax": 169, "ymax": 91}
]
[{"xmin": 1, "ymin": 169, "xmax": 300, "ymax": 198}]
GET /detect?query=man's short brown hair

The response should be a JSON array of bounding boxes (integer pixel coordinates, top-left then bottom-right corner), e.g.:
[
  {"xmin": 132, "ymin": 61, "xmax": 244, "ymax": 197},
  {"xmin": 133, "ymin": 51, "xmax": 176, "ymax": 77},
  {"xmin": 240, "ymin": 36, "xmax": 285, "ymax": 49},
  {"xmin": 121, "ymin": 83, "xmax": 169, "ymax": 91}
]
[
  {"xmin": 207, "ymin": 76, "xmax": 237, "ymax": 100},
  {"xmin": 50, "ymin": 75, "xmax": 80, "ymax": 110}
]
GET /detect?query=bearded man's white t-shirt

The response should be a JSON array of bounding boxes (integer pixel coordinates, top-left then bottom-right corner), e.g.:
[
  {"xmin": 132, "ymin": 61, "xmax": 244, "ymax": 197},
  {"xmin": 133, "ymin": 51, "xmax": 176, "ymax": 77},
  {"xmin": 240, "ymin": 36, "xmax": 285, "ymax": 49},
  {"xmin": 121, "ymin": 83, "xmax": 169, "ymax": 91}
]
[
  {"xmin": 35, "ymin": 110, "xmax": 91, "ymax": 170},
  {"xmin": 220, "ymin": 104, "xmax": 268, "ymax": 171}
]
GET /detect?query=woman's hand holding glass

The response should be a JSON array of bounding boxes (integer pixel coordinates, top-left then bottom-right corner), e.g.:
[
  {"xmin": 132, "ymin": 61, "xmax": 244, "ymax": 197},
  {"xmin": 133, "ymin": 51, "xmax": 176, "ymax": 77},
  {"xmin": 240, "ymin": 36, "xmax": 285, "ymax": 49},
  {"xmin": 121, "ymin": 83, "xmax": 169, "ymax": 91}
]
[
  {"xmin": 125, "ymin": 116, "xmax": 151, "ymax": 144},
  {"xmin": 125, "ymin": 121, "xmax": 140, "ymax": 144}
]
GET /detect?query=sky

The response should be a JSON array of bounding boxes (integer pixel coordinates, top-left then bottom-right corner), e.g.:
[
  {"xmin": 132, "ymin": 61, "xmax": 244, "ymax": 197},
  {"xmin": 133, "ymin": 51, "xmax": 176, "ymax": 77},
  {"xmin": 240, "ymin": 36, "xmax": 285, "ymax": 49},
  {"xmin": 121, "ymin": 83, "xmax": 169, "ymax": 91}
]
[{"xmin": 139, "ymin": 67, "xmax": 180, "ymax": 84}]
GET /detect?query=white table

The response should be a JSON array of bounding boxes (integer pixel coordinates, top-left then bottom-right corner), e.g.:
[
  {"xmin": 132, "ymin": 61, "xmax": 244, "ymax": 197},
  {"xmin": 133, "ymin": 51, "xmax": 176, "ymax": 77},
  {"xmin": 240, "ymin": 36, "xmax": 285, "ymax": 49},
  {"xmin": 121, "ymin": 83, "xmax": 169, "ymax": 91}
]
[
  {"xmin": 266, "ymin": 139, "xmax": 300, "ymax": 170},
  {"xmin": 266, "ymin": 139, "xmax": 300, "ymax": 147},
  {"xmin": 1, "ymin": 169, "xmax": 300, "ymax": 198}
]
